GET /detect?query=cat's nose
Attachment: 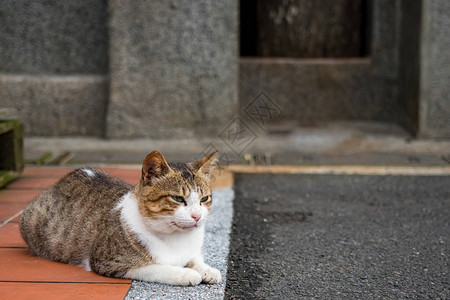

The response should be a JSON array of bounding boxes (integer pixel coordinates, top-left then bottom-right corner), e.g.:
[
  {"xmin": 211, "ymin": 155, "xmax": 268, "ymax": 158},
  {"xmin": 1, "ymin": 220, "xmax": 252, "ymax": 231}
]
[{"xmin": 191, "ymin": 213, "xmax": 201, "ymax": 222}]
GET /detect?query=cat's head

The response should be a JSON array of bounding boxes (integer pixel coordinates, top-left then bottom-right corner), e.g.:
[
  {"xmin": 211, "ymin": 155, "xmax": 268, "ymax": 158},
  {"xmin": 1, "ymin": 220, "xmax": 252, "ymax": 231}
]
[{"xmin": 135, "ymin": 150, "xmax": 219, "ymax": 234}]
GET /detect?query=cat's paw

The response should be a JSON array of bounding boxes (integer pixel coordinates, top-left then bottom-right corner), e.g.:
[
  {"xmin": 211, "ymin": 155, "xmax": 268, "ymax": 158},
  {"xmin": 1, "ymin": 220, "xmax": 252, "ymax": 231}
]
[
  {"xmin": 174, "ymin": 268, "xmax": 202, "ymax": 286},
  {"xmin": 199, "ymin": 267, "xmax": 222, "ymax": 284}
]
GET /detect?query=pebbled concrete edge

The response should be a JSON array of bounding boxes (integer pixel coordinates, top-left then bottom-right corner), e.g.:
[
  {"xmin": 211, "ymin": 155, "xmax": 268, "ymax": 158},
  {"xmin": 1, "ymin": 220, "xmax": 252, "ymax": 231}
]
[{"xmin": 125, "ymin": 188, "xmax": 234, "ymax": 300}]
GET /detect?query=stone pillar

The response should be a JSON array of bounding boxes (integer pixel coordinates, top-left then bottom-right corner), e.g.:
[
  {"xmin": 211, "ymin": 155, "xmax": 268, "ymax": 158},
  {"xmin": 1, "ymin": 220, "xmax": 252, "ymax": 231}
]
[
  {"xmin": 419, "ymin": 0, "xmax": 450, "ymax": 138},
  {"xmin": 106, "ymin": 0, "xmax": 238, "ymax": 138}
]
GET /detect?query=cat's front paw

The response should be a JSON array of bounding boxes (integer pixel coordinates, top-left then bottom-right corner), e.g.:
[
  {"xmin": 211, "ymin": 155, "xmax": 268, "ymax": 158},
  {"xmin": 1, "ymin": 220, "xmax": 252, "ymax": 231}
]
[
  {"xmin": 200, "ymin": 267, "xmax": 222, "ymax": 284},
  {"xmin": 174, "ymin": 268, "xmax": 202, "ymax": 286}
]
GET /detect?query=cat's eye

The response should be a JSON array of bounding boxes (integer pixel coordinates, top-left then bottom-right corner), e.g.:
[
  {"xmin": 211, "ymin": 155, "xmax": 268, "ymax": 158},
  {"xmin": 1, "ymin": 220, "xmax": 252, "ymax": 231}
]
[
  {"xmin": 171, "ymin": 196, "xmax": 185, "ymax": 203},
  {"xmin": 200, "ymin": 196, "xmax": 209, "ymax": 203}
]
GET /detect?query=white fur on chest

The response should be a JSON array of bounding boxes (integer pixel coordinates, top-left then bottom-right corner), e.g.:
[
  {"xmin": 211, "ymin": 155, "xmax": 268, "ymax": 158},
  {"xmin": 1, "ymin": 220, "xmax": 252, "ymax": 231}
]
[
  {"xmin": 145, "ymin": 228, "xmax": 204, "ymax": 266},
  {"xmin": 116, "ymin": 192, "xmax": 204, "ymax": 266}
]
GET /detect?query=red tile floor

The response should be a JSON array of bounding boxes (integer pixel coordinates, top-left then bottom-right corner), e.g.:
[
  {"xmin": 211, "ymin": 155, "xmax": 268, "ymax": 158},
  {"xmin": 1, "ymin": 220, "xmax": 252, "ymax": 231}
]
[{"xmin": 0, "ymin": 166, "xmax": 232, "ymax": 299}]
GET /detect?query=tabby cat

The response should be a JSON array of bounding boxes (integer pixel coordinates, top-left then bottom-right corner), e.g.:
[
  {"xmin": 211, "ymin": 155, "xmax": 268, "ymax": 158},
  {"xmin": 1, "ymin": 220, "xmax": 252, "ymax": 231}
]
[{"xmin": 20, "ymin": 150, "xmax": 221, "ymax": 286}]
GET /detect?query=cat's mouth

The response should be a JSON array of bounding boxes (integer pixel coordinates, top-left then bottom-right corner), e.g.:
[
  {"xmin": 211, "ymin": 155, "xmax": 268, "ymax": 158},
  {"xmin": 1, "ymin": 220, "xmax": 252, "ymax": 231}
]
[{"xmin": 171, "ymin": 222, "xmax": 197, "ymax": 230}]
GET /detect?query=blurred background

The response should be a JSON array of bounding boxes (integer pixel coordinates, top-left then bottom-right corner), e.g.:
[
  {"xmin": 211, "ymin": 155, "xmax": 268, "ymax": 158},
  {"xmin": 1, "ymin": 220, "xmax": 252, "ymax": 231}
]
[{"xmin": 0, "ymin": 0, "xmax": 449, "ymax": 165}]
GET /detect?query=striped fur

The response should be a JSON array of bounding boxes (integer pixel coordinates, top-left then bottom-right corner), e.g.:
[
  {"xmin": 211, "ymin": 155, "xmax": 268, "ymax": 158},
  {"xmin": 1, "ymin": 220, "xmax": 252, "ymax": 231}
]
[{"xmin": 20, "ymin": 151, "xmax": 221, "ymax": 285}]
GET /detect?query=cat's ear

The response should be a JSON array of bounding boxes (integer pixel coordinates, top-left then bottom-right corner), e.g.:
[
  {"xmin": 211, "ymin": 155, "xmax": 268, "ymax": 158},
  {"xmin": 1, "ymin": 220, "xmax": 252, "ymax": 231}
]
[
  {"xmin": 191, "ymin": 150, "xmax": 219, "ymax": 179},
  {"xmin": 141, "ymin": 151, "xmax": 172, "ymax": 185}
]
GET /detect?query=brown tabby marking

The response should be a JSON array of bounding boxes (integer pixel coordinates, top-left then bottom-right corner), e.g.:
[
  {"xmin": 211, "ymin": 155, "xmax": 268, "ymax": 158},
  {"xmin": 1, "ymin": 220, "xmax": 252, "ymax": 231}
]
[{"xmin": 137, "ymin": 162, "xmax": 212, "ymax": 218}]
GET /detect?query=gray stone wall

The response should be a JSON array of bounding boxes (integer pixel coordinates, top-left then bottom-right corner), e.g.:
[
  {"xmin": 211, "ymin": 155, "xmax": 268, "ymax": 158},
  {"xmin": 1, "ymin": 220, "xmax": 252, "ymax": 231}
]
[
  {"xmin": 0, "ymin": 0, "xmax": 238, "ymax": 138},
  {"xmin": 0, "ymin": 0, "xmax": 108, "ymax": 136},
  {"xmin": 0, "ymin": 75, "xmax": 107, "ymax": 136},
  {"xmin": 106, "ymin": 0, "xmax": 238, "ymax": 138},
  {"xmin": 419, "ymin": 0, "xmax": 450, "ymax": 138},
  {"xmin": 240, "ymin": 59, "xmax": 397, "ymax": 124},
  {"xmin": 0, "ymin": 0, "xmax": 108, "ymax": 74},
  {"xmin": 240, "ymin": 0, "xmax": 404, "ymax": 127},
  {"xmin": 0, "ymin": 0, "xmax": 449, "ymax": 139}
]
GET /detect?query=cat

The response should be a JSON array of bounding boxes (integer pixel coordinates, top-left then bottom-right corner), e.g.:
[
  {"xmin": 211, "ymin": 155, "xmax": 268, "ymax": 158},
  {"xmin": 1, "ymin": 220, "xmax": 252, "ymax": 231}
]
[{"xmin": 20, "ymin": 150, "xmax": 222, "ymax": 286}]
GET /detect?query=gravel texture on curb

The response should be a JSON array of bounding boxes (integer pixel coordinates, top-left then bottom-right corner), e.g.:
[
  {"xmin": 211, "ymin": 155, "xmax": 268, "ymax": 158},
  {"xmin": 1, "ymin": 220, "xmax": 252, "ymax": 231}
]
[{"xmin": 125, "ymin": 188, "xmax": 234, "ymax": 300}]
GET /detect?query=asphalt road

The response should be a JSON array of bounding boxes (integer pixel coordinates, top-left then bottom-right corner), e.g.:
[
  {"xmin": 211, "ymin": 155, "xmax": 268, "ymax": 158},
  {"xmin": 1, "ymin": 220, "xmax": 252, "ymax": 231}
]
[{"xmin": 225, "ymin": 174, "xmax": 449, "ymax": 299}]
